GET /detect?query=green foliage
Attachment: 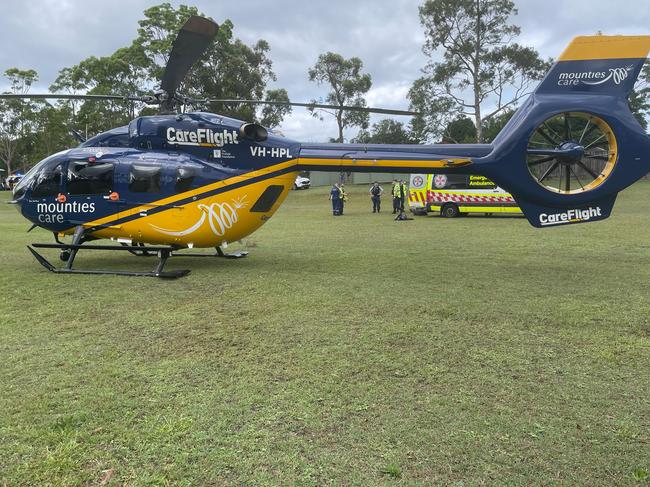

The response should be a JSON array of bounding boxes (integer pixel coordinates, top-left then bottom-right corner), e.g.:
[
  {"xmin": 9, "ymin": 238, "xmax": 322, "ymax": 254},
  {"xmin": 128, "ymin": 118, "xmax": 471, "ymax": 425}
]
[
  {"xmin": 633, "ymin": 467, "xmax": 648, "ymax": 481},
  {"xmin": 133, "ymin": 2, "xmax": 202, "ymax": 82},
  {"xmin": 259, "ymin": 88, "xmax": 292, "ymax": 128},
  {"xmin": 0, "ymin": 2, "xmax": 290, "ymax": 176},
  {"xmin": 442, "ymin": 116, "xmax": 476, "ymax": 143},
  {"xmin": 31, "ymin": 103, "xmax": 77, "ymax": 162},
  {"xmin": 481, "ymin": 109, "xmax": 515, "ymax": 143},
  {"xmin": 50, "ymin": 44, "xmax": 150, "ymax": 135},
  {"xmin": 410, "ymin": 0, "xmax": 549, "ymax": 142},
  {"xmin": 630, "ymin": 62, "xmax": 650, "ymax": 131},
  {"xmin": 354, "ymin": 119, "xmax": 415, "ymax": 144},
  {"xmin": 130, "ymin": 3, "xmax": 283, "ymax": 123},
  {"xmin": 379, "ymin": 464, "xmax": 402, "ymax": 478},
  {"xmin": 308, "ymin": 52, "xmax": 372, "ymax": 142},
  {"xmin": 198, "ymin": 32, "xmax": 277, "ymax": 122},
  {"xmin": 0, "ymin": 69, "xmax": 44, "ymax": 174},
  {"xmin": 439, "ymin": 110, "xmax": 513, "ymax": 144},
  {"xmin": 408, "ymin": 77, "xmax": 457, "ymax": 143},
  {"xmin": 4, "ymin": 68, "xmax": 38, "ymax": 93}
]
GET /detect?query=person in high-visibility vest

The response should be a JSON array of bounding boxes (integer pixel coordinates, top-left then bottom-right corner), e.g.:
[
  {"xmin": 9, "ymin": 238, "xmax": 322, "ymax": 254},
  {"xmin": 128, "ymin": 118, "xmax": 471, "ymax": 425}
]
[
  {"xmin": 391, "ymin": 179, "xmax": 401, "ymax": 214},
  {"xmin": 399, "ymin": 179, "xmax": 408, "ymax": 213},
  {"xmin": 393, "ymin": 180, "xmax": 411, "ymax": 221},
  {"xmin": 339, "ymin": 183, "xmax": 348, "ymax": 215},
  {"xmin": 329, "ymin": 183, "xmax": 341, "ymax": 216}
]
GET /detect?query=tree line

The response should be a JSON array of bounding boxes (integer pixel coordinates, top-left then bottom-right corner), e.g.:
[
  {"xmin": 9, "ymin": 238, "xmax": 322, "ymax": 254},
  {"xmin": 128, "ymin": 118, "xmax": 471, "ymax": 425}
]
[{"xmin": 1, "ymin": 0, "xmax": 649, "ymax": 176}]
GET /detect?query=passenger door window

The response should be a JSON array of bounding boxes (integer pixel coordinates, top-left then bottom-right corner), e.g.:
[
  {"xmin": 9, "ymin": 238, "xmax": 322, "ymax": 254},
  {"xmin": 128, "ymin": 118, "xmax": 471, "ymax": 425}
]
[
  {"xmin": 67, "ymin": 161, "xmax": 115, "ymax": 195},
  {"xmin": 129, "ymin": 164, "xmax": 161, "ymax": 193},
  {"xmin": 175, "ymin": 164, "xmax": 203, "ymax": 193}
]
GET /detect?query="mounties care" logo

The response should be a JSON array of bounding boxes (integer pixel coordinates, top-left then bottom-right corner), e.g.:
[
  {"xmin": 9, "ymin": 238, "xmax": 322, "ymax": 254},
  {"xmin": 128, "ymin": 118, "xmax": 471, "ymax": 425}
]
[
  {"xmin": 166, "ymin": 127, "xmax": 239, "ymax": 147},
  {"xmin": 557, "ymin": 66, "xmax": 633, "ymax": 87},
  {"xmin": 36, "ymin": 201, "xmax": 96, "ymax": 224},
  {"xmin": 539, "ymin": 207, "xmax": 602, "ymax": 226}
]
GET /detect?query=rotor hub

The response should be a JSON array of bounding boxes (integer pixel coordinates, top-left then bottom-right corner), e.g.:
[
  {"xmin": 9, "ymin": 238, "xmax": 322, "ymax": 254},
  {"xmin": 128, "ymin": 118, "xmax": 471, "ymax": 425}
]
[{"xmin": 555, "ymin": 142, "xmax": 585, "ymax": 164}]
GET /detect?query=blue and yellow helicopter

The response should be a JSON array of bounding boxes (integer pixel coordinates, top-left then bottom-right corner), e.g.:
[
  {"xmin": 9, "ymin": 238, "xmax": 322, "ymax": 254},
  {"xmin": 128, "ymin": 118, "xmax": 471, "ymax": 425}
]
[{"xmin": 5, "ymin": 16, "xmax": 650, "ymax": 278}]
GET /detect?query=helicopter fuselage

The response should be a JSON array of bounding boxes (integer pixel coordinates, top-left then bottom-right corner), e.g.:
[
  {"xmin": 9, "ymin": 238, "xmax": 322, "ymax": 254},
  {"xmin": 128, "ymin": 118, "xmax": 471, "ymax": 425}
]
[{"xmin": 13, "ymin": 112, "xmax": 302, "ymax": 248}]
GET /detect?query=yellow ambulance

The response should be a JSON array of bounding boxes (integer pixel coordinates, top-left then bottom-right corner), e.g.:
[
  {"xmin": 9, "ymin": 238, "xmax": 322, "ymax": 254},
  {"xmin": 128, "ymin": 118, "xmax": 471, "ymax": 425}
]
[{"xmin": 408, "ymin": 173, "xmax": 522, "ymax": 218}]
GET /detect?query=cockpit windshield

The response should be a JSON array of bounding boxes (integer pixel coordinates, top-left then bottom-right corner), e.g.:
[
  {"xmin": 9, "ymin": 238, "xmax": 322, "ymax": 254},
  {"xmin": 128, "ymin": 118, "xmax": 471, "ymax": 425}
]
[{"xmin": 12, "ymin": 151, "xmax": 68, "ymax": 200}]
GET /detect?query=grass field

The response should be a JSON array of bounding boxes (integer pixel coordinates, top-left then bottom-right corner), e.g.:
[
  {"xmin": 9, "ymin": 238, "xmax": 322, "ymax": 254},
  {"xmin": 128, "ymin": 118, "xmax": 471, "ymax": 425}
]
[{"xmin": 1, "ymin": 182, "xmax": 649, "ymax": 486}]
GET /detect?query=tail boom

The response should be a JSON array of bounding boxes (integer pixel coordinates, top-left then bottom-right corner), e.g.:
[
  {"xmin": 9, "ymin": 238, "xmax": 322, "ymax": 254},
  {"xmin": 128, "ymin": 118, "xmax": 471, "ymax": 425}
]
[{"xmin": 292, "ymin": 35, "xmax": 650, "ymax": 229}]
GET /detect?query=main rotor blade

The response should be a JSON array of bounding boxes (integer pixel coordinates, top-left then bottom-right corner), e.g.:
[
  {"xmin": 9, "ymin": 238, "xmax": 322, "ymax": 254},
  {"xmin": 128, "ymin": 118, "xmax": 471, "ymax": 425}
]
[
  {"xmin": 160, "ymin": 16, "xmax": 219, "ymax": 96},
  {"xmin": 204, "ymin": 99, "xmax": 420, "ymax": 116},
  {"xmin": 0, "ymin": 93, "xmax": 144, "ymax": 102}
]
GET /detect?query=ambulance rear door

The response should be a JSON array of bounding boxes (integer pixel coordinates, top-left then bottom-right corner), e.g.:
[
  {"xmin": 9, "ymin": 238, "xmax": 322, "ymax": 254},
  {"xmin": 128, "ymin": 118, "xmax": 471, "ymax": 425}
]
[{"xmin": 408, "ymin": 174, "xmax": 428, "ymax": 215}]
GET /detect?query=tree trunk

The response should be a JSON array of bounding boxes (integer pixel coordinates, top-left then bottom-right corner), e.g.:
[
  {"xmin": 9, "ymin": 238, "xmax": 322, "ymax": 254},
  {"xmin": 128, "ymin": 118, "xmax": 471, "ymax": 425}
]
[
  {"xmin": 1, "ymin": 137, "xmax": 15, "ymax": 177},
  {"xmin": 474, "ymin": 0, "xmax": 483, "ymax": 143},
  {"xmin": 336, "ymin": 110, "xmax": 344, "ymax": 143},
  {"xmin": 474, "ymin": 96, "xmax": 483, "ymax": 143}
]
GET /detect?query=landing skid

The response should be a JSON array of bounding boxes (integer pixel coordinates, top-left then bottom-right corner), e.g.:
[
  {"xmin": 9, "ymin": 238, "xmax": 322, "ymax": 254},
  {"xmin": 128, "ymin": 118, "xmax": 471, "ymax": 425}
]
[
  {"xmin": 28, "ymin": 239, "xmax": 190, "ymax": 279},
  {"xmin": 27, "ymin": 246, "xmax": 189, "ymax": 278},
  {"xmin": 27, "ymin": 227, "xmax": 251, "ymax": 278}
]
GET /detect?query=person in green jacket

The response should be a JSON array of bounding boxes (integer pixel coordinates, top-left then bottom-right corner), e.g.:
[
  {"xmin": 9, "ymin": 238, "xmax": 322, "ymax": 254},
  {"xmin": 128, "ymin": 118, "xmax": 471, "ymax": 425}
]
[
  {"xmin": 339, "ymin": 183, "xmax": 348, "ymax": 215},
  {"xmin": 391, "ymin": 179, "xmax": 400, "ymax": 214}
]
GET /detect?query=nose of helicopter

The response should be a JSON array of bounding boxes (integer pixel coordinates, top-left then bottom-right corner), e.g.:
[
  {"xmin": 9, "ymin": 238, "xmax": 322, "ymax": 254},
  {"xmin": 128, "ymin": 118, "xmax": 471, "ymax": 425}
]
[
  {"xmin": 8, "ymin": 179, "xmax": 28, "ymax": 215},
  {"xmin": 10, "ymin": 182, "xmax": 24, "ymax": 201}
]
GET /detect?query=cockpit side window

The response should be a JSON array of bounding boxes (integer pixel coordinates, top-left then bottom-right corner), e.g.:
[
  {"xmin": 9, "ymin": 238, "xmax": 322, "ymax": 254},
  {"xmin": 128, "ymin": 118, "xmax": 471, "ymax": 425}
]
[
  {"xmin": 67, "ymin": 161, "xmax": 115, "ymax": 195},
  {"xmin": 31, "ymin": 163, "xmax": 64, "ymax": 197},
  {"xmin": 129, "ymin": 164, "xmax": 161, "ymax": 193},
  {"xmin": 100, "ymin": 135, "xmax": 129, "ymax": 147},
  {"xmin": 79, "ymin": 128, "xmax": 129, "ymax": 148}
]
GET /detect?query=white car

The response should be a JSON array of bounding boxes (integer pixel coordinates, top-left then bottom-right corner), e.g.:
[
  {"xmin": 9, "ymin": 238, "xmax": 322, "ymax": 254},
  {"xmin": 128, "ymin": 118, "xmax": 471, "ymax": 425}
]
[
  {"xmin": 5, "ymin": 175, "xmax": 23, "ymax": 190},
  {"xmin": 293, "ymin": 175, "xmax": 311, "ymax": 190}
]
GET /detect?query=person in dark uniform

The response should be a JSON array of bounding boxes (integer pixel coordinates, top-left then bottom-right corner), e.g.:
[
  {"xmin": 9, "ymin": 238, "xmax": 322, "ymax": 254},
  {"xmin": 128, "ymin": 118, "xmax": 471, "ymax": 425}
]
[
  {"xmin": 369, "ymin": 181, "xmax": 383, "ymax": 212},
  {"xmin": 329, "ymin": 183, "xmax": 341, "ymax": 215}
]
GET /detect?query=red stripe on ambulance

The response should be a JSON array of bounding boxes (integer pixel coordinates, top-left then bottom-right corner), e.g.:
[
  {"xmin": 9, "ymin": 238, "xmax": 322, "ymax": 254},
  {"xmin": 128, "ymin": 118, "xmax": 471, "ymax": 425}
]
[{"xmin": 427, "ymin": 191, "xmax": 515, "ymax": 203}]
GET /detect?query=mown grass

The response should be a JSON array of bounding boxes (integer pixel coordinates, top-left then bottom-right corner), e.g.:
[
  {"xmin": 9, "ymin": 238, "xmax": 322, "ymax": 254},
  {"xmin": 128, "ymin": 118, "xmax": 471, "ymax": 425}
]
[{"xmin": 0, "ymin": 182, "xmax": 648, "ymax": 486}]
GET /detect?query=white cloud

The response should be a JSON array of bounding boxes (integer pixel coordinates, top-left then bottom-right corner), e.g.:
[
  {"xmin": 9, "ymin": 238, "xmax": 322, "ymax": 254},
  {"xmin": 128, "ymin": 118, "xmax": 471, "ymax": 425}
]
[{"xmin": 0, "ymin": 0, "xmax": 648, "ymax": 141}]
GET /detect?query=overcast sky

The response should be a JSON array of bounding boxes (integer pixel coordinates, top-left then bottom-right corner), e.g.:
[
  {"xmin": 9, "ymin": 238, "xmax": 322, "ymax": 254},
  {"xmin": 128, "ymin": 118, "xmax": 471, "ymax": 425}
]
[{"xmin": 1, "ymin": 0, "xmax": 648, "ymax": 141}]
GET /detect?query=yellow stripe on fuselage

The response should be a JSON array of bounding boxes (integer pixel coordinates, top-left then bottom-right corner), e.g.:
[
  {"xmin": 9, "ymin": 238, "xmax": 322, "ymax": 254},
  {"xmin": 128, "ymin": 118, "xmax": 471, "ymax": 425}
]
[
  {"xmin": 83, "ymin": 159, "xmax": 298, "ymax": 229},
  {"xmin": 84, "ymin": 155, "xmax": 472, "ymax": 230},
  {"xmin": 73, "ymin": 154, "xmax": 475, "ymax": 247},
  {"xmin": 296, "ymin": 157, "xmax": 472, "ymax": 170},
  {"xmin": 559, "ymin": 35, "xmax": 650, "ymax": 61},
  {"xmin": 84, "ymin": 158, "xmax": 472, "ymax": 234},
  {"xmin": 99, "ymin": 171, "xmax": 296, "ymax": 247}
]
